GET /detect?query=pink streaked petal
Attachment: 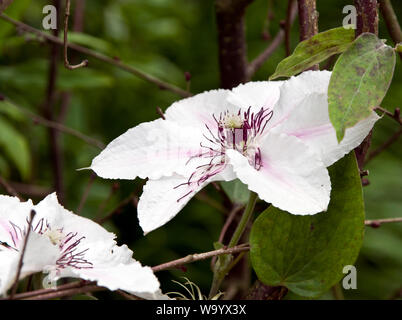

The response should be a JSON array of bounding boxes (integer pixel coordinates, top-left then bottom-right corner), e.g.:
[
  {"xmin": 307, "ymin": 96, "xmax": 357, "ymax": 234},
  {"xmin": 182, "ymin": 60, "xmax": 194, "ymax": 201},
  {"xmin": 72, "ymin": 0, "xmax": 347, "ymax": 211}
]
[
  {"xmin": 273, "ymin": 90, "xmax": 380, "ymax": 167},
  {"xmin": 227, "ymin": 132, "xmax": 331, "ymax": 215}
]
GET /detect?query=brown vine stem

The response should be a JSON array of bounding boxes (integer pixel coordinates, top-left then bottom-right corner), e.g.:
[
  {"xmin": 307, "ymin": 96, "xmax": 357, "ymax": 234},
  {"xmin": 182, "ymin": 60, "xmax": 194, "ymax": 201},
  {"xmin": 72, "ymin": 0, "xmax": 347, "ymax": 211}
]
[
  {"xmin": 5, "ymin": 245, "xmax": 250, "ymax": 300},
  {"xmin": 354, "ymin": 0, "xmax": 378, "ymax": 171},
  {"xmin": 152, "ymin": 244, "xmax": 250, "ymax": 273},
  {"xmin": 297, "ymin": 0, "xmax": 319, "ymax": 70},
  {"xmin": 247, "ymin": 0, "xmax": 297, "ymax": 79},
  {"xmin": 365, "ymin": 217, "xmax": 402, "ymax": 228},
  {"xmin": 64, "ymin": 0, "xmax": 88, "ymax": 70},
  {"xmin": 0, "ymin": 13, "xmax": 191, "ymax": 98},
  {"xmin": 9, "ymin": 210, "xmax": 36, "ymax": 299}
]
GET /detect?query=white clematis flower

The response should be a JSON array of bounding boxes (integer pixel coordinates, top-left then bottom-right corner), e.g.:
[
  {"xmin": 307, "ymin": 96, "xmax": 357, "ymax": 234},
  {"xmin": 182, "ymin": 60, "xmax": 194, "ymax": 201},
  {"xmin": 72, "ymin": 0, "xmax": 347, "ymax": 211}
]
[
  {"xmin": 90, "ymin": 71, "xmax": 379, "ymax": 234},
  {"xmin": 0, "ymin": 193, "xmax": 166, "ymax": 299}
]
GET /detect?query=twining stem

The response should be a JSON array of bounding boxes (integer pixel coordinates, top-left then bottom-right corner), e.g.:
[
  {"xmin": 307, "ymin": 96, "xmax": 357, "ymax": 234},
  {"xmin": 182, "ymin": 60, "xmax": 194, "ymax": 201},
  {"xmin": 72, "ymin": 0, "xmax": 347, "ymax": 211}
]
[
  {"xmin": 228, "ymin": 192, "xmax": 258, "ymax": 248},
  {"xmin": 209, "ymin": 191, "xmax": 258, "ymax": 298}
]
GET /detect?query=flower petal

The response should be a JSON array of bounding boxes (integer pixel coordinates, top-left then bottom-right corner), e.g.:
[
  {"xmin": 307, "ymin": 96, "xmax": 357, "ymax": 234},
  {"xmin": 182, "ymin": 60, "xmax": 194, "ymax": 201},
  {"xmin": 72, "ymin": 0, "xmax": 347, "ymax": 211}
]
[
  {"xmin": 138, "ymin": 167, "xmax": 235, "ymax": 234},
  {"xmin": 66, "ymin": 262, "xmax": 166, "ymax": 300},
  {"xmin": 273, "ymin": 83, "xmax": 380, "ymax": 167},
  {"xmin": 164, "ymin": 89, "xmax": 235, "ymax": 131},
  {"xmin": 269, "ymin": 70, "xmax": 332, "ymax": 129},
  {"xmin": 90, "ymin": 119, "xmax": 205, "ymax": 180},
  {"xmin": 227, "ymin": 132, "xmax": 331, "ymax": 214},
  {"xmin": 227, "ymin": 81, "xmax": 283, "ymax": 113}
]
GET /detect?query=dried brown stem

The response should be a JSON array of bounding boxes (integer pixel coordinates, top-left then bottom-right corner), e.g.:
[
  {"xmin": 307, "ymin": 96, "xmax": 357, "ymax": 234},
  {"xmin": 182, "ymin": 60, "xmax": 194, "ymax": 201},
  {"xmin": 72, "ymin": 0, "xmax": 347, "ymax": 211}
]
[
  {"xmin": 365, "ymin": 217, "xmax": 402, "ymax": 228},
  {"xmin": 152, "ymin": 244, "xmax": 250, "ymax": 272},
  {"xmin": 64, "ymin": 0, "xmax": 88, "ymax": 70},
  {"xmin": 9, "ymin": 210, "xmax": 36, "ymax": 299},
  {"xmin": 0, "ymin": 13, "xmax": 190, "ymax": 97}
]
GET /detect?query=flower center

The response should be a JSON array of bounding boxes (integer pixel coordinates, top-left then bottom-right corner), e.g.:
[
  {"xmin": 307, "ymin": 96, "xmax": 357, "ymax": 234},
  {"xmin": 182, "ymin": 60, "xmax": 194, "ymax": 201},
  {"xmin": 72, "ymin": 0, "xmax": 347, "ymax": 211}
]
[
  {"xmin": 1, "ymin": 217, "xmax": 93, "ymax": 270},
  {"xmin": 175, "ymin": 107, "xmax": 273, "ymax": 201}
]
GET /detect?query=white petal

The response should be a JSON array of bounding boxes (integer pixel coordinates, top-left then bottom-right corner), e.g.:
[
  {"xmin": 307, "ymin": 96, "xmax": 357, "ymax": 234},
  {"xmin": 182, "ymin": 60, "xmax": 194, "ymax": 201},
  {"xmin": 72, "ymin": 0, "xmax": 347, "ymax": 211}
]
[
  {"xmin": 164, "ymin": 89, "xmax": 235, "ymax": 131},
  {"xmin": 138, "ymin": 167, "xmax": 235, "ymax": 234},
  {"xmin": 90, "ymin": 119, "xmax": 205, "ymax": 180},
  {"xmin": 35, "ymin": 193, "xmax": 115, "ymax": 243},
  {"xmin": 273, "ymin": 87, "xmax": 380, "ymax": 167},
  {"xmin": 0, "ymin": 195, "xmax": 33, "ymax": 246},
  {"xmin": 227, "ymin": 132, "xmax": 331, "ymax": 214},
  {"xmin": 227, "ymin": 81, "xmax": 283, "ymax": 113},
  {"xmin": 0, "ymin": 250, "xmax": 18, "ymax": 296},
  {"xmin": 35, "ymin": 194, "xmax": 165, "ymax": 299},
  {"xmin": 66, "ymin": 262, "xmax": 165, "ymax": 300},
  {"xmin": 270, "ymin": 70, "xmax": 332, "ymax": 129}
]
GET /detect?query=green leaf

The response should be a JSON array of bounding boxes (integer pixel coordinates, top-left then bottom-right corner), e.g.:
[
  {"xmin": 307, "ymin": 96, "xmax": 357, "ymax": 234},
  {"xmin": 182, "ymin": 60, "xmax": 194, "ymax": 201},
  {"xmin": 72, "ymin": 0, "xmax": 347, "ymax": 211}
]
[
  {"xmin": 221, "ymin": 179, "xmax": 250, "ymax": 204},
  {"xmin": 250, "ymin": 153, "xmax": 364, "ymax": 298},
  {"xmin": 328, "ymin": 33, "xmax": 396, "ymax": 142},
  {"xmin": 0, "ymin": 100, "xmax": 25, "ymax": 121},
  {"xmin": 0, "ymin": 116, "xmax": 31, "ymax": 179},
  {"xmin": 269, "ymin": 27, "xmax": 355, "ymax": 80},
  {"xmin": 396, "ymin": 43, "xmax": 402, "ymax": 53}
]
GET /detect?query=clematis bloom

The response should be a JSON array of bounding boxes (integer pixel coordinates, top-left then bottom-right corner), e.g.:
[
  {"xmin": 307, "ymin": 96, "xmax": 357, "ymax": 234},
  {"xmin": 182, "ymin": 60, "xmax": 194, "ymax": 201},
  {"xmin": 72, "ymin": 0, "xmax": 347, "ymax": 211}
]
[
  {"xmin": 90, "ymin": 71, "xmax": 379, "ymax": 234},
  {"xmin": 0, "ymin": 193, "xmax": 165, "ymax": 299}
]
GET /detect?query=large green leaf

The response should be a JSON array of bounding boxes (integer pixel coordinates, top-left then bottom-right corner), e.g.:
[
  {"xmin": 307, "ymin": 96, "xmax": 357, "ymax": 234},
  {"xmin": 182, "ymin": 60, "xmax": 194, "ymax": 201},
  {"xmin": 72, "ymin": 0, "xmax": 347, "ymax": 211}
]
[
  {"xmin": 269, "ymin": 27, "xmax": 354, "ymax": 80},
  {"xmin": 328, "ymin": 33, "xmax": 396, "ymax": 142},
  {"xmin": 0, "ymin": 116, "xmax": 31, "ymax": 179},
  {"xmin": 250, "ymin": 153, "xmax": 364, "ymax": 298}
]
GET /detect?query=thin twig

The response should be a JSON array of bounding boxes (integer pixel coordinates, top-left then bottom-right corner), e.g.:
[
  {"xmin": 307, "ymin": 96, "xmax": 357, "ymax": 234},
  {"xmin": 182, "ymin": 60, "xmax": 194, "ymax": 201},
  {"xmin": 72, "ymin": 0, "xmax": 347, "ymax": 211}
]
[
  {"xmin": 375, "ymin": 106, "xmax": 402, "ymax": 125},
  {"xmin": 1, "ymin": 95, "xmax": 105, "ymax": 149},
  {"xmin": 247, "ymin": 0, "xmax": 297, "ymax": 79},
  {"xmin": 0, "ymin": 175, "xmax": 22, "ymax": 200},
  {"xmin": 96, "ymin": 191, "xmax": 138, "ymax": 224},
  {"xmin": 43, "ymin": 0, "xmax": 64, "ymax": 204},
  {"xmin": 365, "ymin": 128, "xmax": 402, "ymax": 164},
  {"xmin": 365, "ymin": 217, "xmax": 402, "ymax": 228},
  {"xmin": 76, "ymin": 173, "xmax": 97, "ymax": 214},
  {"xmin": 9, "ymin": 210, "xmax": 36, "ymax": 299},
  {"xmin": 63, "ymin": 0, "xmax": 88, "ymax": 70},
  {"xmin": 7, "ymin": 280, "xmax": 89, "ymax": 300},
  {"xmin": 0, "ymin": 13, "xmax": 191, "ymax": 97},
  {"xmin": 285, "ymin": 0, "xmax": 297, "ymax": 56},
  {"xmin": 24, "ymin": 285, "xmax": 103, "ymax": 300},
  {"xmin": 152, "ymin": 244, "xmax": 250, "ymax": 273},
  {"xmin": 379, "ymin": 0, "xmax": 402, "ymax": 59},
  {"xmin": 156, "ymin": 106, "xmax": 166, "ymax": 120}
]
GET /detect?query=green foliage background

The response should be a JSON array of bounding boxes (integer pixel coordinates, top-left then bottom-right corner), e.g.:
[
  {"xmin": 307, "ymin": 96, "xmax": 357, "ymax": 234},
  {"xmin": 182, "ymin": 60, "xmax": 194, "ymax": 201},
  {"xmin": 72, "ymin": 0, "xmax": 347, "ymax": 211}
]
[{"xmin": 0, "ymin": 0, "xmax": 401, "ymax": 299}]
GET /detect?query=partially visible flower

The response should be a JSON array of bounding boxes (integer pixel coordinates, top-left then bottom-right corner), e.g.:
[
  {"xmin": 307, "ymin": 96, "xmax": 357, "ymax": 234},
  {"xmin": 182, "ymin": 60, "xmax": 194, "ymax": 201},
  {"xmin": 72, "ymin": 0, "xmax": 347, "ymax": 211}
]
[
  {"xmin": 0, "ymin": 193, "xmax": 166, "ymax": 299},
  {"xmin": 90, "ymin": 71, "xmax": 379, "ymax": 234}
]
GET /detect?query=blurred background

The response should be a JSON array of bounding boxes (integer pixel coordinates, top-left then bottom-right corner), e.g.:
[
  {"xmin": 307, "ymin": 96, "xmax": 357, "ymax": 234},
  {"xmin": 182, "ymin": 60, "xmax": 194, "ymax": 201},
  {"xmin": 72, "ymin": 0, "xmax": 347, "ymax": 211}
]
[{"xmin": 0, "ymin": 0, "xmax": 401, "ymax": 299}]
